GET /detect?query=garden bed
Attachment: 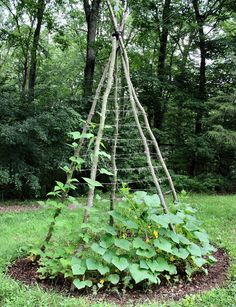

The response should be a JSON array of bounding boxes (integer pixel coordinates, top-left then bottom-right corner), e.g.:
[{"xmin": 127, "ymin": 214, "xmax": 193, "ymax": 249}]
[{"xmin": 8, "ymin": 248, "xmax": 229, "ymax": 304}]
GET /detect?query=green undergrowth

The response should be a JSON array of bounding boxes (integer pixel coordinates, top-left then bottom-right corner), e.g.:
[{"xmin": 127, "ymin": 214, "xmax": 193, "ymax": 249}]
[{"xmin": 0, "ymin": 193, "xmax": 235, "ymax": 306}]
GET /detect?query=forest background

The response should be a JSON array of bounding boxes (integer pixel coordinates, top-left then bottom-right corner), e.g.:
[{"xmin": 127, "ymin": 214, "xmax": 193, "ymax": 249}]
[{"xmin": 0, "ymin": 0, "xmax": 235, "ymax": 199}]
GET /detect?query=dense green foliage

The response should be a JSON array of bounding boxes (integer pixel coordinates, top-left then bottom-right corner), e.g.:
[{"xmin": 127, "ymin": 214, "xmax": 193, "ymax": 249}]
[
  {"xmin": 0, "ymin": 0, "xmax": 236, "ymax": 198},
  {"xmin": 34, "ymin": 189, "xmax": 216, "ymax": 291},
  {"xmin": 0, "ymin": 194, "xmax": 236, "ymax": 305}
]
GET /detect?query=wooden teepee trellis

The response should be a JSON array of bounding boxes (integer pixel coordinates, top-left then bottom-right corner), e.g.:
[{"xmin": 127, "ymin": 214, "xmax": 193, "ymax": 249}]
[
  {"xmin": 83, "ymin": 1, "xmax": 178, "ymax": 220},
  {"xmin": 42, "ymin": 0, "xmax": 178, "ymax": 249}
]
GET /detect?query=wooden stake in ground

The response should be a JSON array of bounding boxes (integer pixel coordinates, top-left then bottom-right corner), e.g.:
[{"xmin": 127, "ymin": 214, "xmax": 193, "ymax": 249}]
[{"xmin": 110, "ymin": 53, "xmax": 120, "ymax": 225}]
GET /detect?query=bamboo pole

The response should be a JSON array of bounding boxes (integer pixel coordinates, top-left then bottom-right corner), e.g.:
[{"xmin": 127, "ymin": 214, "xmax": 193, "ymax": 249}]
[{"xmin": 84, "ymin": 36, "xmax": 118, "ymax": 223}]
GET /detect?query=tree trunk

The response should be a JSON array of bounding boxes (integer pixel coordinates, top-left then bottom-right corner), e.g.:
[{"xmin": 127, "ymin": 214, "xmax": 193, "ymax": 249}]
[
  {"xmin": 154, "ymin": 0, "xmax": 171, "ymax": 129},
  {"xmin": 190, "ymin": 0, "xmax": 206, "ymax": 175},
  {"xmin": 83, "ymin": 0, "xmax": 101, "ymax": 109},
  {"xmin": 28, "ymin": 0, "xmax": 46, "ymax": 100}
]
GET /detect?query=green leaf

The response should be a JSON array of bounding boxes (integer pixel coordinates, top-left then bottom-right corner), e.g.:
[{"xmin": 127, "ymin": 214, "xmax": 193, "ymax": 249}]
[
  {"xmin": 55, "ymin": 181, "xmax": 66, "ymax": 192},
  {"xmin": 109, "ymin": 211, "xmax": 126, "ymax": 223},
  {"xmin": 194, "ymin": 231, "xmax": 209, "ymax": 243},
  {"xmin": 98, "ymin": 151, "xmax": 111, "ymax": 160},
  {"xmin": 149, "ymin": 213, "xmax": 183, "ymax": 228},
  {"xmin": 86, "ymin": 258, "xmax": 109, "ymax": 274},
  {"xmin": 208, "ymin": 255, "xmax": 217, "ymax": 263},
  {"xmin": 154, "ymin": 238, "xmax": 172, "ymax": 253},
  {"xmin": 103, "ymin": 225, "xmax": 117, "ymax": 235},
  {"xmin": 102, "ymin": 250, "xmax": 116, "ymax": 264},
  {"xmin": 177, "ymin": 234, "xmax": 191, "ymax": 245},
  {"xmin": 100, "ymin": 168, "xmax": 114, "ymax": 176},
  {"xmin": 125, "ymin": 220, "xmax": 139, "ymax": 229},
  {"xmin": 172, "ymin": 247, "xmax": 189, "ymax": 259},
  {"xmin": 69, "ymin": 132, "xmax": 94, "ymax": 140},
  {"xmin": 108, "ymin": 274, "xmax": 120, "ymax": 285},
  {"xmin": 91, "ymin": 243, "xmax": 106, "ymax": 255},
  {"xmin": 129, "ymin": 264, "xmax": 149, "ymax": 284},
  {"xmin": 139, "ymin": 259, "xmax": 149, "ymax": 269},
  {"xmin": 72, "ymin": 264, "xmax": 86, "ymax": 275},
  {"xmin": 143, "ymin": 194, "xmax": 160, "ymax": 207},
  {"xmin": 70, "ymin": 156, "xmax": 85, "ymax": 165},
  {"xmin": 187, "ymin": 244, "xmax": 202, "ymax": 257},
  {"xmin": 129, "ymin": 264, "xmax": 159, "ymax": 284},
  {"xmin": 69, "ymin": 131, "xmax": 81, "ymax": 140},
  {"xmin": 136, "ymin": 248, "xmax": 156, "ymax": 258},
  {"xmin": 154, "ymin": 257, "xmax": 169, "ymax": 272},
  {"xmin": 80, "ymin": 133, "xmax": 94, "ymax": 139},
  {"xmin": 86, "ymin": 258, "xmax": 99, "ymax": 270},
  {"xmin": 133, "ymin": 238, "xmax": 150, "ymax": 250},
  {"xmin": 82, "ymin": 177, "xmax": 103, "ymax": 188},
  {"xmin": 166, "ymin": 230, "xmax": 180, "ymax": 243},
  {"xmin": 73, "ymin": 279, "xmax": 92, "ymax": 290},
  {"xmin": 60, "ymin": 165, "xmax": 70, "ymax": 173},
  {"xmin": 100, "ymin": 235, "xmax": 114, "ymax": 249},
  {"xmin": 112, "ymin": 256, "xmax": 129, "ymax": 271},
  {"xmin": 114, "ymin": 238, "xmax": 131, "ymax": 251},
  {"xmin": 192, "ymin": 256, "xmax": 207, "ymax": 267}
]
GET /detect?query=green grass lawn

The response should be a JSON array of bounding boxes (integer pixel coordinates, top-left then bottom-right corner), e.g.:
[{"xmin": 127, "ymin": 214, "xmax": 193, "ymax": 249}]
[{"xmin": 0, "ymin": 194, "xmax": 236, "ymax": 307}]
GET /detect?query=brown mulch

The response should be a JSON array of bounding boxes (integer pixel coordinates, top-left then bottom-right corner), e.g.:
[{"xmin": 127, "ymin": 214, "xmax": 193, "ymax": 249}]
[{"xmin": 7, "ymin": 249, "xmax": 230, "ymax": 305}]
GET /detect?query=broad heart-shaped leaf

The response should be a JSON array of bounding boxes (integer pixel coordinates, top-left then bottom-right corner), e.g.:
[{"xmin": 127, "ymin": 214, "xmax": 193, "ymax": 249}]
[
  {"xmin": 129, "ymin": 264, "xmax": 159, "ymax": 284},
  {"xmin": 194, "ymin": 231, "xmax": 209, "ymax": 243},
  {"xmin": 102, "ymin": 250, "xmax": 116, "ymax": 264},
  {"xmin": 82, "ymin": 177, "xmax": 103, "ymax": 188},
  {"xmin": 177, "ymin": 234, "xmax": 191, "ymax": 245},
  {"xmin": 187, "ymin": 244, "xmax": 202, "ymax": 257},
  {"xmin": 102, "ymin": 224, "xmax": 117, "ymax": 235},
  {"xmin": 114, "ymin": 238, "xmax": 131, "ymax": 251},
  {"xmin": 72, "ymin": 264, "xmax": 86, "ymax": 275},
  {"xmin": 100, "ymin": 168, "xmax": 114, "ymax": 176},
  {"xmin": 108, "ymin": 274, "xmax": 120, "ymax": 285},
  {"xmin": 125, "ymin": 220, "xmax": 139, "ymax": 230},
  {"xmin": 86, "ymin": 258, "xmax": 109, "ymax": 274},
  {"xmin": 147, "ymin": 257, "xmax": 168, "ymax": 272},
  {"xmin": 133, "ymin": 238, "xmax": 150, "ymax": 250},
  {"xmin": 109, "ymin": 211, "xmax": 126, "ymax": 223},
  {"xmin": 149, "ymin": 213, "xmax": 183, "ymax": 228},
  {"xmin": 143, "ymin": 194, "xmax": 160, "ymax": 207},
  {"xmin": 172, "ymin": 247, "xmax": 189, "ymax": 259},
  {"xmin": 136, "ymin": 248, "xmax": 156, "ymax": 258},
  {"xmin": 73, "ymin": 279, "xmax": 92, "ymax": 290},
  {"xmin": 154, "ymin": 238, "xmax": 172, "ymax": 253},
  {"xmin": 191, "ymin": 256, "xmax": 207, "ymax": 267},
  {"xmin": 91, "ymin": 243, "xmax": 106, "ymax": 255},
  {"xmin": 140, "ymin": 259, "xmax": 149, "ymax": 269},
  {"xmin": 100, "ymin": 234, "xmax": 114, "ymax": 249},
  {"xmin": 166, "ymin": 230, "xmax": 180, "ymax": 243},
  {"xmin": 112, "ymin": 256, "xmax": 129, "ymax": 271},
  {"xmin": 201, "ymin": 243, "xmax": 217, "ymax": 255}
]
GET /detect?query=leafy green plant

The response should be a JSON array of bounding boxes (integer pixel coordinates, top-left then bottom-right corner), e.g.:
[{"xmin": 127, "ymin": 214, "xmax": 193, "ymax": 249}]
[{"xmin": 34, "ymin": 187, "xmax": 216, "ymax": 291}]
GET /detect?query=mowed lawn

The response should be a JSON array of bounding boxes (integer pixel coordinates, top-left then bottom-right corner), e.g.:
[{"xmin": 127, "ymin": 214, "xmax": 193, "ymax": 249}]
[{"xmin": 0, "ymin": 194, "xmax": 235, "ymax": 307}]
